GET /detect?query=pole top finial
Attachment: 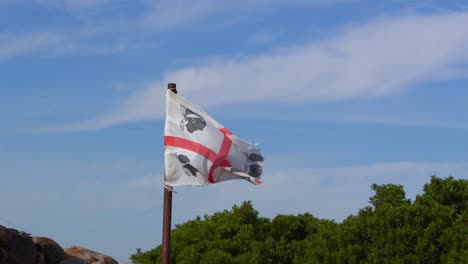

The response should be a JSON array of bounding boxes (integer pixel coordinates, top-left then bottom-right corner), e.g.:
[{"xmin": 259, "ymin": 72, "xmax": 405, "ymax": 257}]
[{"xmin": 168, "ymin": 83, "xmax": 177, "ymax": 94}]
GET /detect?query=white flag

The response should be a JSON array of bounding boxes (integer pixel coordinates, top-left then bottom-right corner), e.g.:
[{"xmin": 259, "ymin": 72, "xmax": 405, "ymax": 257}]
[{"xmin": 164, "ymin": 90, "xmax": 264, "ymax": 187}]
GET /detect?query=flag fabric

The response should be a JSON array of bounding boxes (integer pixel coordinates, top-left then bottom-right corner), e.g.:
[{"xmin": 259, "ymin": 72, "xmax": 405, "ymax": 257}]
[{"xmin": 164, "ymin": 90, "xmax": 264, "ymax": 187}]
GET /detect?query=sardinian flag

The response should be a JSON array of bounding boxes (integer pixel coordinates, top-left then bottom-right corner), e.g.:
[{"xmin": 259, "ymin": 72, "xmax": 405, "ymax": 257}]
[{"xmin": 164, "ymin": 90, "xmax": 264, "ymax": 187}]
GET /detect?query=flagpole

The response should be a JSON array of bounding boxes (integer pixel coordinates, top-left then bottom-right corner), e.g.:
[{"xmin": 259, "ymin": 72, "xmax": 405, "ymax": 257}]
[{"xmin": 162, "ymin": 83, "xmax": 177, "ymax": 264}]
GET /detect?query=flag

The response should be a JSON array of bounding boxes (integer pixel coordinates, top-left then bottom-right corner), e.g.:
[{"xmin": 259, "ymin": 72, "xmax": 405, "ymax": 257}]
[{"xmin": 164, "ymin": 90, "xmax": 264, "ymax": 187}]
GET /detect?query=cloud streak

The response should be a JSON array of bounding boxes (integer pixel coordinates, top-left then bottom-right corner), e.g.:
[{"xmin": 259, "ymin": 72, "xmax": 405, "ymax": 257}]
[
  {"xmin": 243, "ymin": 111, "xmax": 468, "ymax": 129},
  {"xmin": 0, "ymin": 29, "xmax": 131, "ymax": 61},
  {"xmin": 2, "ymin": 0, "xmax": 343, "ymax": 57},
  {"xmin": 51, "ymin": 11, "xmax": 468, "ymax": 131},
  {"xmin": 140, "ymin": 0, "xmax": 346, "ymax": 32},
  {"xmin": 28, "ymin": 0, "xmax": 113, "ymax": 10},
  {"xmin": 0, "ymin": 32, "xmax": 64, "ymax": 60},
  {"xmin": 130, "ymin": 161, "xmax": 468, "ymax": 222}
]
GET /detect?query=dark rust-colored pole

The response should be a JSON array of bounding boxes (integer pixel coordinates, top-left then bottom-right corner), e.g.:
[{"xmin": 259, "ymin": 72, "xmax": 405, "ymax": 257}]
[{"xmin": 162, "ymin": 83, "xmax": 177, "ymax": 264}]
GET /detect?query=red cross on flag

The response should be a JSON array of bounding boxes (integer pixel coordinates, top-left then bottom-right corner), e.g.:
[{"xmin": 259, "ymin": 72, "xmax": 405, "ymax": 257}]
[{"xmin": 164, "ymin": 90, "xmax": 264, "ymax": 187}]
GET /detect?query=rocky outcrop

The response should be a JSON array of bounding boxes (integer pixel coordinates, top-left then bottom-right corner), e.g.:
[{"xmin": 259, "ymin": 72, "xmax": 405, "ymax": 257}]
[
  {"xmin": 0, "ymin": 225, "xmax": 117, "ymax": 264},
  {"xmin": 0, "ymin": 226, "xmax": 36, "ymax": 264},
  {"xmin": 32, "ymin": 237, "xmax": 64, "ymax": 264},
  {"xmin": 64, "ymin": 247, "xmax": 118, "ymax": 264}
]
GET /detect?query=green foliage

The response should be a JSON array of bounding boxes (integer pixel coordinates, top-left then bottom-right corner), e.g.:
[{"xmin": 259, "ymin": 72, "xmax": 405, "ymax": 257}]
[{"xmin": 131, "ymin": 176, "xmax": 467, "ymax": 264}]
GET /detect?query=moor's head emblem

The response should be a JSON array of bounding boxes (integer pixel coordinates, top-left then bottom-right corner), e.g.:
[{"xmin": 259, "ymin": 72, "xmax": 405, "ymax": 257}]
[
  {"xmin": 176, "ymin": 154, "xmax": 199, "ymax": 177},
  {"xmin": 245, "ymin": 153, "xmax": 264, "ymax": 178},
  {"xmin": 180, "ymin": 105, "xmax": 207, "ymax": 133}
]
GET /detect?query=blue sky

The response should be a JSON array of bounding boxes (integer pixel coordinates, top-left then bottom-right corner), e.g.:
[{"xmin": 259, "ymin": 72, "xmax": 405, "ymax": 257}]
[{"xmin": 1, "ymin": 0, "xmax": 468, "ymax": 262}]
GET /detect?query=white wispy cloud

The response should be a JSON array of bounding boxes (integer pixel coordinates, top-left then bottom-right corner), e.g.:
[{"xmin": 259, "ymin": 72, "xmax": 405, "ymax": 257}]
[
  {"xmin": 0, "ymin": 30, "xmax": 129, "ymax": 61},
  {"xmin": 248, "ymin": 31, "xmax": 282, "ymax": 45},
  {"xmin": 140, "ymin": 0, "xmax": 344, "ymax": 32},
  {"xmin": 55, "ymin": 11, "xmax": 468, "ymax": 131},
  {"xmin": 0, "ymin": 1, "xmax": 130, "ymax": 60},
  {"xmin": 128, "ymin": 174, "xmax": 161, "ymax": 188},
  {"xmin": 31, "ymin": 0, "xmax": 113, "ymax": 10},
  {"xmin": 243, "ymin": 111, "xmax": 468, "ymax": 129},
  {"xmin": 0, "ymin": 0, "xmax": 114, "ymax": 11},
  {"xmin": 0, "ymin": 32, "xmax": 64, "ymax": 60},
  {"xmin": 140, "ymin": 0, "xmax": 224, "ymax": 32},
  {"xmin": 166, "ymin": 161, "xmax": 468, "ymax": 222},
  {"xmin": 0, "ymin": 0, "xmax": 344, "ymax": 61},
  {"xmin": 61, "ymin": 0, "xmax": 112, "ymax": 10}
]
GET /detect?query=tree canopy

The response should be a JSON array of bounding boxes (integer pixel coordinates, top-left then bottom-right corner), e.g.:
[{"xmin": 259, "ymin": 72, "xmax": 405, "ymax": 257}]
[{"xmin": 131, "ymin": 176, "xmax": 467, "ymax": 264}]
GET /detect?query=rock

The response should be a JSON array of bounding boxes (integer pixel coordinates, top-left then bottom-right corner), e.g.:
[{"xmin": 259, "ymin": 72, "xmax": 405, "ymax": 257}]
[
  {"xmin": 33, "ymin": 236, "xmax": 64, "ymax": 264},
  {"xmin": 35, "ymin": 252, "xmax": 45, "ymax": 264},
  {"xmin": 0, "ymin": 225, "xmax": 14, "ymax": 246},
  {"xmin": 0, "ymin": 247, "xmax": 8, "ymax": 262},
  {"xmin": 0, "ymin": 225, "xmax": 37, "ymax": 264},
  {"xmin": 64, "ymin": 247, "xmax": 118, "ymax": 264},
  {"xmin": 0, "ymin": 228, "xmax": 8, "ymax": 246},
  {"xmin": 59, "ymin": 255, "xmax": 88, "ymax": 264},
  {"xmin": 0, "ymin": 226, "xmax": 117, "ymax": 264}
]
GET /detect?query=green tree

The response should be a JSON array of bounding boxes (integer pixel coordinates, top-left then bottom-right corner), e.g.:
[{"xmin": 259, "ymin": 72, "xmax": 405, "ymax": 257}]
[
  {"xmin": 411, "ymin": 176, "xmax": 468, "ymax": 263},
  {"xmin": 131, "ymin": 176, "xmax": 467, "ymax": 264}
]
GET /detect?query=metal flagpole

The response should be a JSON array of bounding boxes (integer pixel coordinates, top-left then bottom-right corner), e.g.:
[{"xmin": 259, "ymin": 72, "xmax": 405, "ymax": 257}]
[{"xmin": 162, "ymin": 83, "xmax": 177, "ymax": 264}]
